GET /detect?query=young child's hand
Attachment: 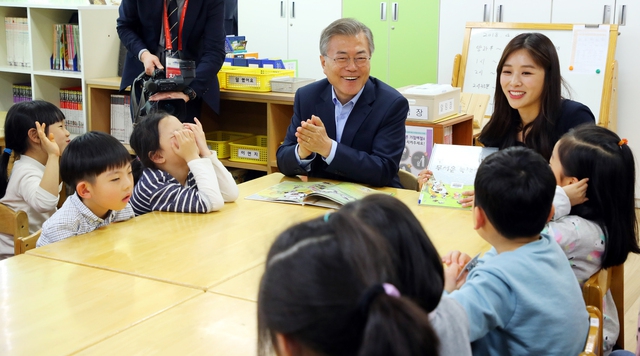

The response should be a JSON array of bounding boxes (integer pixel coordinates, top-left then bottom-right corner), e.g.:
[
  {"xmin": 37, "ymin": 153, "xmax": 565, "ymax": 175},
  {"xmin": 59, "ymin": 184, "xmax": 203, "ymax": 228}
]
[
  {"xmin": 171, "ymin": 129, "xmax": 200, "ymax": 162},
  {"xmin": 417, "ymin": 169, "xmax": 433, "ymax": 190},
  {"xmin": 183, "ymin": 118, "xmax": 211, "ymax": 157},
  {"xmin": 35, "ymin": 122, "xmax": 60, "ymax": 157},
  {"xmin": 442, "ymin": 250, "xmax": 472, "ymax": 293},
  {"xmin": 563, "ymin": 178, "xmax": 589, "ymax": 206},
  {"xmin": 458, "ymin": 190, "xmax": 475, "ymax": 208}
]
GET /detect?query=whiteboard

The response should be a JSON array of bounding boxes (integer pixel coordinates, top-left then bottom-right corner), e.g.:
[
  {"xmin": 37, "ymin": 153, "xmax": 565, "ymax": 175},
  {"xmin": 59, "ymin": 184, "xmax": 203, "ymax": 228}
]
[{"xmin": 460, "ymin": 24, "xmax": 616, "ymax": 120}]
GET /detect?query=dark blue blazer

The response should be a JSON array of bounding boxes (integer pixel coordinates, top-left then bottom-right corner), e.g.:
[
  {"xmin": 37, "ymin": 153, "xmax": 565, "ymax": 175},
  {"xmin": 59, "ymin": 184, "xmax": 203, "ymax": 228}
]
[
  {"xmin": 116, "ymin": 0, "xmax": 226, "ymax": 113},
  {"xmin": 276, "ymin": 77, "xmax": 408, "ymax": 188}
]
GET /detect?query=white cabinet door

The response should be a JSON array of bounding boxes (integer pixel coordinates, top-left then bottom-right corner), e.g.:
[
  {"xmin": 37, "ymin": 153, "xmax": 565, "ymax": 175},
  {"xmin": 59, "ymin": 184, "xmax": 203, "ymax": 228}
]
[
  {"xmin": 238, "ymin": 0, "xmax": 288, "ymax": 60},
  {"xmin": 494, "ymin": 0, "xmax": 552, "ymax": 23},
  {"xmin": 612, "ymin": 1, "xmax": 640, "ymax": 199},
  {"xmin": 438, "ymin": 0, "xmax": 491, "ymax": 84},
  {"xmin": 288, "ymin": 0, "xmax": 341, "ymax": 79},
  {"xmin": 552, "ymin": 0, "xmax": 615, "ymax": 23}
]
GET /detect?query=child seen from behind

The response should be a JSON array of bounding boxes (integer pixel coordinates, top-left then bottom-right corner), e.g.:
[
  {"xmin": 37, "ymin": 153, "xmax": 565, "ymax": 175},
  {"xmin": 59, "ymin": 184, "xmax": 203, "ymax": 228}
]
[
  {"xmin": 0, "ymin": 101, "xmax": 70, "ymax": 258},
  {"xmin": 340, "ymin": 194, "xmax": 471, "ymax": 356},
  {"xmin": 545, "ymin": 125, "xmax": 640, "ymax": 353},
  {"xmin": 129, "ymin": 112, "xmax": 238, "ymax": 215},
  {"xmin": 258, "ymin": 212, "xmax": 439, "ymax": 356},
  {"xmin": 443, "ymin": 146, "xmax": 589, "ymax": 355},
  {"xmin": 37, "ymin": 131, "xmax": 134, "ymax": 247}
]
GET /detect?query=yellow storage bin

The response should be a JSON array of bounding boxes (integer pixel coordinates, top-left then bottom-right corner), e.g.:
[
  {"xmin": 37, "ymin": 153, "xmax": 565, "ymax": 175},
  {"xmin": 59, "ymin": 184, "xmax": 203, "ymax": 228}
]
[
  {"xmin": 205, "ymin": 131, "xmax": 254, "ymax": 158},
  {"xmin": 229, "ymin": 135, "xmax": 268, "ymax": 165},
  {"xmin": 223, "ymin": 68, "xmax": 295, "ymax": 92},
  {"xmin": 217, "ymin": 66, "xmax": 245, "ymax": 89}
]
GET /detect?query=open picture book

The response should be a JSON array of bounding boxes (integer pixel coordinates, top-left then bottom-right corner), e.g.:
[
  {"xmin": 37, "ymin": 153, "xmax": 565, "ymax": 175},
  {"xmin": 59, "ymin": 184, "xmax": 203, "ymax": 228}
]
[
  {"xmin": 419, "ymin": 144, "xmax": 497, "ymax": 209},
  {"xmin": 246, "ymin": 181, "xmax": 390, "ymax": 209}
]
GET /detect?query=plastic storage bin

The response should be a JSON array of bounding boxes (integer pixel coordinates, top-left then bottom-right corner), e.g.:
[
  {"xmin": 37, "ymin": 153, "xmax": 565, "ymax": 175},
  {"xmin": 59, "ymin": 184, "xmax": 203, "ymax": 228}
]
[
  {"xmin": 223, "ymin": 68, "xmax": 295, "ymax": 92},
  {"xmin": 205, "ymin": 131, "xmax": 254, "ymax": 158},
  {"xmin": 229, "ymin": 135, "xmax": 268, "ymax": 165},
  {"xmin": 217, "ymin": 66, "xmax": 245, "ymax": 89}
]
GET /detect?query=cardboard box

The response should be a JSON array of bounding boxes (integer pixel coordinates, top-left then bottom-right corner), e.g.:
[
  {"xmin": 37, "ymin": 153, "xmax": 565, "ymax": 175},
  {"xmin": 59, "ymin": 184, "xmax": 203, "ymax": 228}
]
[
  {"xmin": 270, "ymin": 77, "xmax": 315, "ymax": 93},
  {"xmin": 399, "ymin": 84, "xmax": 460, "ymax": 121}
]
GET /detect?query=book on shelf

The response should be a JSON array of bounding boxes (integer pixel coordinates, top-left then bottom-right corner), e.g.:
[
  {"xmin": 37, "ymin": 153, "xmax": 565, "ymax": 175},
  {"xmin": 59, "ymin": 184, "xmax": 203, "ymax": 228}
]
[
  {"xmin": 12, "ymin": 83, "xmax": 32, "ymax": 103},
  {"xmin": 418, "ymin": 143, "xmax": 497, "ymax": 209},
  {"xmin": 4, "ymin": 17, "xmax": 30, "ymax": 68},
  {"xmin": 60, "ymin": 87, "xmax": 84, "ymax": 134},
  {"xmin": 110, "ymin": 94, "xmax": 133, "ymax": 144},
  {"xmin": 51, "ymin": 23, "xmax": 80, "ymax": 72},
  {"xmin": 245, "ymin": 181, "xmax": 392, "ymax": 209}
]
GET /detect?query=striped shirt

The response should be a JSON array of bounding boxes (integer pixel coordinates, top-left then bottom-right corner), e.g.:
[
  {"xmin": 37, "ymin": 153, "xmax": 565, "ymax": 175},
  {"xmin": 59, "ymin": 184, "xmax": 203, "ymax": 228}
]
[{"xmin": 129, "ymin": 155, "xmax": 239, "ymax": 215}]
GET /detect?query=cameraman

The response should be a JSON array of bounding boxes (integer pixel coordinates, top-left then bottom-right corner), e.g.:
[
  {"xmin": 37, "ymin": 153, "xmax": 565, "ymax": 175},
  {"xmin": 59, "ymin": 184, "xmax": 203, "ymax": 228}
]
[{"xmin": 116, "ymin": 0, "xmax": 226, "ymax": 123}]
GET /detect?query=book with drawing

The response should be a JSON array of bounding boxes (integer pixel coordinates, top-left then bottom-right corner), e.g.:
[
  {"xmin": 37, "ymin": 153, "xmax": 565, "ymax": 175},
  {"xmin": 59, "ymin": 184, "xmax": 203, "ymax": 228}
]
[
  {"xmin": 418, "ymin": 144, "xmax": 497, "ymax": 209},
  {"xmin": 246, "ymin": 181, "xmax": 389, "ymax": 209}
]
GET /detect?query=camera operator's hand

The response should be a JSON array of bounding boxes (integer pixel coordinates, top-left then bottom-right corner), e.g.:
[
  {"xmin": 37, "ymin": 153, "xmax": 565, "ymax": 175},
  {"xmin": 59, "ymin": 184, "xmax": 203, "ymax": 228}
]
[
  {"xmin": 171, "ymin": 129, "xmax": 200, "ymax": 163},
  {"xmin": 140, "ymin": 50, "xmax": 163, "ymax": 76},
  {"xmin": 183, "ymin": 118, "xmax": 211, "ymax": 158},
  {"xmin": 149, "ymin": 91, "xmax": 190, "ymax": 103}
]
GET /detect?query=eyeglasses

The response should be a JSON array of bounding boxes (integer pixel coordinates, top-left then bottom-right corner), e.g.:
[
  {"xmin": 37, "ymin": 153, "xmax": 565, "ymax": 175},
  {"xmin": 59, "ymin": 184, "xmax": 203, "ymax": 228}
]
[{"xmin": 324, "ymin": 55, "xmax": 371, "ymax": 68}]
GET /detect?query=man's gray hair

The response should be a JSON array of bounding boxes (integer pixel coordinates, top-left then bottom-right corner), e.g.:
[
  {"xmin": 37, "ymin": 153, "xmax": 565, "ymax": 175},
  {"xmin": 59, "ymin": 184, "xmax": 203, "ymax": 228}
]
[{"xmin": 319, "ymin": 18, "xmax": 374, "ymax": 56}]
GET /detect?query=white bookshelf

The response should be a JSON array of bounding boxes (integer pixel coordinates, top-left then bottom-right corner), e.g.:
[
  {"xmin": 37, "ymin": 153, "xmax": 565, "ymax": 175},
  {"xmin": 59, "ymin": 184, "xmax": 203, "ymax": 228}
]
[{"xmin": 0, "ymin": 1, "xmax": 120, "ymax": 133}]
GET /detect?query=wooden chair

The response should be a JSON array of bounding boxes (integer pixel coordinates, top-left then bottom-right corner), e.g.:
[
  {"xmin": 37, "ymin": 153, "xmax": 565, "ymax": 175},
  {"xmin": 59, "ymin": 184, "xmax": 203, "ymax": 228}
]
[
  {"xmin": 580, "ymin": 306, "xmax": 603, "ymax": 356},
  {"xmin": 15, "ymin": 229, "xmax": 40, "ymax": 255},
  {"xmin": 0, "ymin": 203, "xmax": 29, "ymax": 255},
  {"xmin": 398, "ymin": 169, "xmax": 419, "ymax": 191},
  {"xmin": 582, "ymin": 267, "xmax": 624, "ymax": 352}
]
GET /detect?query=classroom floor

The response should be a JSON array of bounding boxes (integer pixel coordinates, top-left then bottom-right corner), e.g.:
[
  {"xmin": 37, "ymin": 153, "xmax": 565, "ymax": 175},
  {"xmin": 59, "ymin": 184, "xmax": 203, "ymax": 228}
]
[{"xmin": 622, "ymin": 209, "xmax": 640, "ymax": 351}]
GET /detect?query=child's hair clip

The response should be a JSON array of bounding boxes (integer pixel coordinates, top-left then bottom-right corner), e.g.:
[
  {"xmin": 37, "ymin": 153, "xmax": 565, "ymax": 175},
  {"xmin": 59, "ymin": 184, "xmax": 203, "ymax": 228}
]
[
  {"xmin": 618, "ymin": 138, "xmax": 628, "ymax": 147},
  {"xmin": 3, "ymin": 148, "xmax": 11, "ymax": 155},
  {"xmin": 323, "ymin": 211, "xmax": 332, "ymax": 222}
]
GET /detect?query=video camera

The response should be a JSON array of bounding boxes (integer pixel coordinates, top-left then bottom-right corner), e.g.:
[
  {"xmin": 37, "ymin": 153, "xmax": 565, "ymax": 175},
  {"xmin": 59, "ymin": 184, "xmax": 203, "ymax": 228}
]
[{"xmin": 132, "ymin": 60, "xmax": 196, "ymax": 124}]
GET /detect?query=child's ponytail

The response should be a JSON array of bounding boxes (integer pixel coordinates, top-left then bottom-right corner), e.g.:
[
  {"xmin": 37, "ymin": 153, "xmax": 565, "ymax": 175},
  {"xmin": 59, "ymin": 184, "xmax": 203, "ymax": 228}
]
[{"xmin": 359, "ymin": 285, "xmax": 439, "ymax": 356}]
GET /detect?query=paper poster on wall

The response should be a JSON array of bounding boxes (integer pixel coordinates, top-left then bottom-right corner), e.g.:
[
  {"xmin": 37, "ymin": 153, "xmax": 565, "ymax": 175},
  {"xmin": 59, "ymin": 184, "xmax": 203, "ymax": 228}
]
[
  {"xmin": 570, "ymin": 25, "xmax": 609, "ymax": 74},
  {"xmin": 401, "ymin": 126, "xmax": 434, "ymax": 176}
]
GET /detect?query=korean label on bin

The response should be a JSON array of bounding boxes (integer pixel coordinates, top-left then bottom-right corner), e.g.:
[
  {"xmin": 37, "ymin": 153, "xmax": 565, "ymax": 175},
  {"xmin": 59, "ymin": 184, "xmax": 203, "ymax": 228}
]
[
  {"xmin": 439, "ymin": 98, "xmax": 455, "ymax": 115},
  {"xmin": 229, "ymin": 75, "xmax": 259, "ymax": 87},
  {"xmin": 407, "ymin": 105, "xmax": 429, "ymax": 120},
  {"xmin": 238, "ymin": 149, "xmax": 260, "ymax": 159}
]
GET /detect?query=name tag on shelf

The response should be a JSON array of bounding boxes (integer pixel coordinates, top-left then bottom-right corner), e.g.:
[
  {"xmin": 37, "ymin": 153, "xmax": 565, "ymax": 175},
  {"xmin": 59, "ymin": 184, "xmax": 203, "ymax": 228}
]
[{"xmin": 238, "ymin": 149, "xmax": 260, "ymax": 159}]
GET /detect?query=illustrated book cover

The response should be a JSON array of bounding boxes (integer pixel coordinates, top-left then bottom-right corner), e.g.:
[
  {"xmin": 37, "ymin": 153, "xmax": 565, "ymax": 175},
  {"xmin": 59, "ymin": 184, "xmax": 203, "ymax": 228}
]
[{"xmin": 418, "ymin": 144, "xmax": 497, "ymax": 209}]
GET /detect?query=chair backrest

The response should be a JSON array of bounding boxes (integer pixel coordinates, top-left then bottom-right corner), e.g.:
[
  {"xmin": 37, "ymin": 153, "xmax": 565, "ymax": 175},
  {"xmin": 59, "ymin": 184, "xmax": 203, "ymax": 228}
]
[
  {"xmin": 582, "ymin": 268, "xmax": 612, "ymax": 356},
  {"xmin": 580, "ymin": 305, "xmax": 603, "ymax": 356},
  {"xmin": 0, "ymin": 203, "xmax": 29, "ymax": 253},
  {"xmin": 16, "ymin": 229, "xmax": 40, "ymax": 255},
  {"xmin": 398, "ymin": 169, "xmax": 419, "ymax": 191}
]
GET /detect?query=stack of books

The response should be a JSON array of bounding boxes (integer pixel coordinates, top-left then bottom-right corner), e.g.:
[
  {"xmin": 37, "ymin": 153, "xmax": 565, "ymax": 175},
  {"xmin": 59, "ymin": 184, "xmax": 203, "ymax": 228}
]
[
  {"xmin": 110, "ymin": 94, "xmax": 133, "ymax": 144},
  {"xmin": 60, "ymin": 87, "xmax": 83, "ymax": 134},
  {"xmin": 51, "ymin": 24, "xmax": 80, "ymax": 72},
  {"xmin": 4, "ymin": 17, "xmax": 31, "ymax": 67},
  {"xmin": 12, "ymin": 83, "xmax": 32, "ymax": 103}
]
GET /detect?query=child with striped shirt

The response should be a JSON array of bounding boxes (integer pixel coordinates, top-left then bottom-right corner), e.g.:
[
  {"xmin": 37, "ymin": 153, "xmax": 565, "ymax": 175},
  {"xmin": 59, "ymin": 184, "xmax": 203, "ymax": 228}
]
[{"xmin": 129, "ymin": 112, "xmax": 238, "ymax": 215}]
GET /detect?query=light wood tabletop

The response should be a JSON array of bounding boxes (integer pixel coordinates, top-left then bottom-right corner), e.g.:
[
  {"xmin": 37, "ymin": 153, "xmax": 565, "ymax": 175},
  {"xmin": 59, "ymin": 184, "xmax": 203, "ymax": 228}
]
[
  {"xmin": 0, "ymin": 254, "xmax": 202, "ymax": 355},
  {"xmin": 76, "ymin": 292, "xmax": 257, "ymax": 355}
]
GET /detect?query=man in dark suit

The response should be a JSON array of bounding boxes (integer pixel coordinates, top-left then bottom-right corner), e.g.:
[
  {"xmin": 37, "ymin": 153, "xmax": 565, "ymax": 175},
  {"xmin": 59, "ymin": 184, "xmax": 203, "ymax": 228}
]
[
  {"xmin": 116, "ymin": 0, "xmax": 226, "ymax": 122},
  {"xmin": 276, "ymin": 18, "xmax": 408, "ymax": 188}
]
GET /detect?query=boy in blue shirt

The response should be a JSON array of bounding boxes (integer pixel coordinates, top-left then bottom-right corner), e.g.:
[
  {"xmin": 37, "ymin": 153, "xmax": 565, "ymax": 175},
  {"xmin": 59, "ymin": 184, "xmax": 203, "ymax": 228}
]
[
  {"xmin": 37, "ymin": 131, "xmax": 134, "ymax": 247},
  {"xmin": 442, "ymin": 147, "xmax": 589, "ymax": 355}
]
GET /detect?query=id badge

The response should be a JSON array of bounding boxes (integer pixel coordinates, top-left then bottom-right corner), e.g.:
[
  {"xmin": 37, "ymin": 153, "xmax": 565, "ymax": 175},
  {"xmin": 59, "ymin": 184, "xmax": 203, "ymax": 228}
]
[{"xmin": 166, "ymin": 57, "xmax": 182, "ymax": 78}]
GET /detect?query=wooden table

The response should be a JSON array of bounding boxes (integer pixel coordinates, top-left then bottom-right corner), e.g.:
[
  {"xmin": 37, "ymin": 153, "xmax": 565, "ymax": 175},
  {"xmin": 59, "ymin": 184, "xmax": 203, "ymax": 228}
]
[
  {"xmin": 75, "ymin": 292, "xmax": 257, "ymax": 355},
  {"xmin": 28, "ymin": 174, "xmax": 487, "ymax": 292},
  {"xmin": 0, "ymin": 254, "xmax": 201, "ymax": 355}
]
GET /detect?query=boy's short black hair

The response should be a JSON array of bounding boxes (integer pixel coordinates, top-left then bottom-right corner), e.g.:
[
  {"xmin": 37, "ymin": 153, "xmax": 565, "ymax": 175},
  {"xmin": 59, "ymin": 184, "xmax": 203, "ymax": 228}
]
[
  {"xmin": 61, "ymin": 131, "xmax": 132, "ymax": 190},
  {"xmin": 474, "ymin": 146, "xmax": 556, "ymax": 239}
]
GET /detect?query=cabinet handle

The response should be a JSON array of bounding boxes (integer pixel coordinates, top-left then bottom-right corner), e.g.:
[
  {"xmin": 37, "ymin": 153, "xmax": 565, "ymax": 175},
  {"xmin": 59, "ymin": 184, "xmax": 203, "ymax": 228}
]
[
  {"xmin": 380, "ymin": 2, "xmax": 387, "ymax": 21},
  {"xmin": 603, "ymin": 4, "xmax": 611, "ymax": 24},
  {"xmin": 392, "ymin": 2, "xmax": 398, "ymax": 21},
  {"xmin": 619, "ymin": 4, "xmax": 626, "ymax": 26},
  {"xmin": 496, "ymin": 4, "xmax": 503, "ymax": 22},
  {"xmin": 280, "ymin": 1, "xmax": 285, "ymax": 18},
  {"xmin": 483, "ymin": 4, "xmax": 490, "ymax": 22},
  {"xmin": 291, "ymin": 1, "xmax": 295, "ymax": 18}
]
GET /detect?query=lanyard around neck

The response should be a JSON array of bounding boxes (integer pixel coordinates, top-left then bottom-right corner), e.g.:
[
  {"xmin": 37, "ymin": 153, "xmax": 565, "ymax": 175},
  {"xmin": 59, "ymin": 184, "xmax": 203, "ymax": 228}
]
[{"xmin": 163, "ymin": 0, "xmax": 189, "ymax": 51}]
